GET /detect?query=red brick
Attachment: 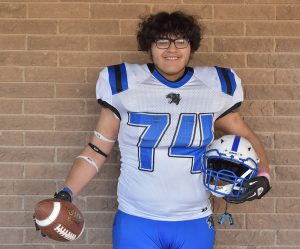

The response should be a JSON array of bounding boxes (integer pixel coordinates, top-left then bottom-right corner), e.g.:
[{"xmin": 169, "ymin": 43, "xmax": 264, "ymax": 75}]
[
  {"xmin": 185, "ymin": 0, "xmax": 243, "ymax": 3},
  {"xmin": 276, "ymin": 69, "xmax": 300, "ymax": 84},
  {"xmin": 0, "ymin": 148, "xmax": 55, "ymax": 162},
  {"xmin": 244, "ymin": 117, "xmax": 300, "ymax": 132},
  {"xmin": 120, "ymin": 52, "xmax": 150, "ymax": 65},
  {"xmin": 25, "ymin": 67, "xmax": 85, "ymax": 83},
  {"xmin": 80, "ymin": 180, "xmax": 117, "ymax": 196},
  {"xmin": 0, "ymin": 212, "xmax": 33, "ymax": 227},
  {"xmin": 87, "ymin": 100, "xmax": 100, "ymax": 114},
  {"xmin": 120, "ymin": 20, "xmax": 139, "ymax": 35},
  {"xmin": 270, "ymin": 182, "xmax": 300, "ymax": 197},
  {"xmin": 25, "ymin": 163, "xmax": 71, "ymax": 179},
  {"xmin": 55, "ymin": 116, "xmax": 98, "ymax": 131},
  {"xmin": 0, "ymin": 196, "xmax": 23, "ymax": 211},
  {"xmin": 85, "ymin": 212, "xmax": 115, "ymax": 228},
  {"xmin": 87, "ymin": 68, "xmax": 103, "ymax": 84},
  {"xmin": 276, "ymin": 198, "xmax": 300, "ymax": 213},
  {"xmin": 55, "ymin": 83, "xmax": 95, "ymax": 98},
  {"xmin": 0, "ymin": 131, "xmax": 23, "ymax": 146},
  {"xmin": 86, "ymin": 197, "xmax": 118, "ymax": 211},
  {"xmin": 0, "ymin": 20, "xmax": 57, "ymax": 34},
  {"xmin": 247, "ymin": 214, "xmax": 300, "ymax": 229},
  {"xmin": 211, "ymin": 21, "xmax": 244, "ymax": 36},
  {"xmin": 0, "ymin": 83, "xmax": 54, "ymax": 98},
  {"xmin": 59, "ymin": 52, "xmax": 120, "ymax": 67},
  {"xmin": 59, "ymin": 20, "xmax": 120, "ymax": 35},
  {"xmin": 213, "ymin": 197, "xmax": 275, "ymax": 213},
  {"xmin": 88, "ymin": 229, "xmax": 113, "ymax": 244},
  {"xmin": 214, "ymin": 5, "xmax": 275, "ymax": 20},
  {"xmin": 90, "ymin": 36, "xmax": 137, "ymax": 51},
  {"xmin": 240, "ymin": 100, "xmax": 274, "ymax": 116},
  {"xmin": 0, "ymin": 52, "xmax": 57, "ymax": 66},
  {"xmin": 215, "ymin": 230, "xmax": 275, "ymax": 246},
  {"xmin": 153, "ymin": 5, "xmax": 212, "ymax": 19},
  {"xmin": 0, "ymin": 67, "xmax": 23, "ymax": 82},
  {"xmin": 235, "ymin": 69, "xmax": 274, "ymax": 85},
  {"xmin": 275, "ymin": 133, "xmax": 300, "ymax": 149},
  {"xmin": 275, "ymin": 101, "xmax": 300, "ymax": 116},
  {"xmin": 275, "ymin": 166, "xmax": 300, "ymax": 181},
  {"xmin": 56, "ymin": 246, "xmax": 112, "ymax": 249},
  {"xmin": 247, "ymin": 0, "xmax": 300, "ymax": 3},
  {"xmin": 277, "ymin": 231, "xmax": 300, "ymax": 246},
  {"xmin": 247, "ymin": 54, "xmax": 300, "ymax": 68},
  {"xmin": 0, "ymin": 3, "xmax": 26, "ymax": 18},
  {"xmin": 24, "ymin": 100, "xmax": 85, "ymax": 115},
  {"xmin": 29, "ymin": 3, "xmax": 89, "ymax": 18},
  {"xmin": 214, "ymin": 38, "xmax": 274, "ymax": 52},
  {"xmin": 0, "ymin": 100, "xmax": 22, "ymax": 114},
  {"xmin": 25, "ymin": 131, "xmax": 87, "ymax": 146},
  {"xmin": 0, "ymin": 180, "xmax": 56, "ymax": 195},
  {"xmin": 244, "ymin": 85, "xmax": 300, "ymax": 100},
  {"xmin": 246, "ymin": 21, "xmax": 300, "ymax": 36},
  {"xmin": 91, "ymin": 4, "xmax": 150, "ymax": 19},
  {"xmin": 28, "ymin": 36, "xmax": 88, "ymax": 51},
  {"xmin": 190, "ymin": 53, "xmax": 245, "ymax": 68},
  {"xmin": 0, "ymin": 116, "xmax": 54, "ymax": 130},
  {"xmin": 56, "ymin": 148, "xmax": 82, "ymax": 162},
  {"xmin": 0, "ymin": 35, "xmax": 25, "ymax": 50},
  {"xmin": 277, "ymin": 5, "xmax": 300, "ymax": 20},
  {"xmin": 276, "ymin": 38, "xmax": 300, "ymax": 52},
  {"xmin": 123, "ymin": 0, "xmax": 180, "ymax": 2},
  {"xmin": 0, "ymin": 229, "xmax": 23, "ymax": 244},
  {"xmin": 0, "ymin": 164, "xmax": 23, "ymax": 179}
]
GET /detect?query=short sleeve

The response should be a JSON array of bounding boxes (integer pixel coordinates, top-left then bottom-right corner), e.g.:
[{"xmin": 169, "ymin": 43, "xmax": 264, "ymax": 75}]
[
  {"xmin": 95, "ymin": 68, "xmax": 121, "ymax": 119},
  {"xmin": 214, "ymin": 67, "xmax": 244, "ymax": 120}
]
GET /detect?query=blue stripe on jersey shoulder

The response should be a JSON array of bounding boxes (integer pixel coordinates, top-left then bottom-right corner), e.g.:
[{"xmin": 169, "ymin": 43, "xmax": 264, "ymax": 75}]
[
  {"xmin": 107, "ymin": 63, "xmax": 128, "ymax": 95},
  {"xmin": 215, "ymin": 66, "xmax": 237, "ymax": 96},
  {"xmin": 231, "ymin": 136, "xmax": 241, "ymax": 152}
]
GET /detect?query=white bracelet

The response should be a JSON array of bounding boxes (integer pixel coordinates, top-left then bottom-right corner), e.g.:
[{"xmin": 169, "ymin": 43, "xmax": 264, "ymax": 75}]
[
  {"xmin": 76, "ymin": 156, "xmax": 99, "ymax": 173},
  {"xmin": 94, "ymin": 130, "xmax": 116, "ymax": 143}
]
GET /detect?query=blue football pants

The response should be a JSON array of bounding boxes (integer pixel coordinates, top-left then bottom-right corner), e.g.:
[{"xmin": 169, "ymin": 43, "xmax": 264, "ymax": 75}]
[{"xmin": 113, "ymin": 210, "xmax": 215, "ymax": 249}]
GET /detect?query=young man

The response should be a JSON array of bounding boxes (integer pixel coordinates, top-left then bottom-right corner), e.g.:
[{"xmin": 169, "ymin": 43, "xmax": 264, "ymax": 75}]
[{"xmin": 45, "ymin": 12, "xmax": 271, "ymax": 248}]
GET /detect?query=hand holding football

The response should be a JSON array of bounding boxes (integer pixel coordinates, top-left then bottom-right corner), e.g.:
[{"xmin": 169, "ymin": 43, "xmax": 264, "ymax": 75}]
[{"xmin": 34, "ymin": 198, "xmax": 85, "ymax": 242}]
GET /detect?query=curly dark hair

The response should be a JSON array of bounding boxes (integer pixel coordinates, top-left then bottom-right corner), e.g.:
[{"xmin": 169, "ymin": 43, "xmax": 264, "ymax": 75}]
[{"xmin": 137, "ymin": 11, "xmax": 202, "ymax": 53}]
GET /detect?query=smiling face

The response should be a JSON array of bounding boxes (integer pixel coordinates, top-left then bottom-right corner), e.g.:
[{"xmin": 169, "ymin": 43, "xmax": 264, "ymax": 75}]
[{"xmin": 150, "ymin": 37, "xmax": 192, "ymax": 82}]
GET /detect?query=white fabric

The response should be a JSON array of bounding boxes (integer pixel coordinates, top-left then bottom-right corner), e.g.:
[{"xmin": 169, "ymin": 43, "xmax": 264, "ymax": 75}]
[{"xmin": 96, "ymin": 63, "xmax": 243, "ymax": 221}]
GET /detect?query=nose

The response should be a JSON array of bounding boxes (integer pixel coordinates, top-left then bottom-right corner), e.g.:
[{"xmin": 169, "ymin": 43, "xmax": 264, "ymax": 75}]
[{"xmin": 167, "ymin": 41, "xmax": 177, "ymax": 51}]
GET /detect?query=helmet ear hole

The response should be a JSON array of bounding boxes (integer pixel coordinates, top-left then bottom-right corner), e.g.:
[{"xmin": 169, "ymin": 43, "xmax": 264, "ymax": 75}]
[{"xmin": 203, "ymin": 135, "xmax": 259, "ymax": 198}]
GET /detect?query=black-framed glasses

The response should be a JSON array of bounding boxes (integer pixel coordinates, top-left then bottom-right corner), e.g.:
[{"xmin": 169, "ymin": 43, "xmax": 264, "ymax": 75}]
[{"xmin": 155, "ymin": 38, "xmax": 190, "ymax": 49}]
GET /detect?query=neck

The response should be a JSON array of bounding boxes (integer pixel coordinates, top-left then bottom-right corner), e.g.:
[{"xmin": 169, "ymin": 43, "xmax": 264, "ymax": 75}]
[{"xmin": 155, "ymin": 66, "xmax": 186, "ymax": 82}]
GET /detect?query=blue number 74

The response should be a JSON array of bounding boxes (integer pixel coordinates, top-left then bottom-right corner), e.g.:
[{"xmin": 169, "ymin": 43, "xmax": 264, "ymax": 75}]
[{"xmin": 128, "ymin": 112, "xmax": 213, "ymax": 173}]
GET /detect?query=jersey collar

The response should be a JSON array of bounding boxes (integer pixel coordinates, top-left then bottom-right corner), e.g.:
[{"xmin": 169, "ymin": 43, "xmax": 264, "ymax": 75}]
[{"xmin": 147, "ymin": 63, "xmax": 194, "ymax": 88}]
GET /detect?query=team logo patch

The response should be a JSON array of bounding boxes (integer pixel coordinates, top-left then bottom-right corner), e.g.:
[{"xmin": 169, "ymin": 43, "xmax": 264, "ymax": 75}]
[
  {"xmin": 206, "ymin": 215, "xmax": 215, "ymax": 230},
  {"xmin": 166, "ymin": 93, "xmax": 181, "ymax": 105}
]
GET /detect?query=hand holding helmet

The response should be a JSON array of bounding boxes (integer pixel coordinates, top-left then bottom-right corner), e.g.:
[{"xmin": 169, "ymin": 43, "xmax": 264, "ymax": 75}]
[{"xmin": 202, "ymin": 135, "xmax": 271, "ymax": 202}]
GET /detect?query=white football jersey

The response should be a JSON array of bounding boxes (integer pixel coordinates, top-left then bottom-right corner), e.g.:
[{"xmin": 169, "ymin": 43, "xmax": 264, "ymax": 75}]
[{"xmin": 96, "ymin": 63, "xmax": 243, "ymax": 221}]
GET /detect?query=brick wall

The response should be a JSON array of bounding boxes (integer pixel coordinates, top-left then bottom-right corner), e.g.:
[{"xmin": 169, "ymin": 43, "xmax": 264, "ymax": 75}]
[{"xmin": 0, "ymin": 0, "xmax": 299, "ymax": 248}]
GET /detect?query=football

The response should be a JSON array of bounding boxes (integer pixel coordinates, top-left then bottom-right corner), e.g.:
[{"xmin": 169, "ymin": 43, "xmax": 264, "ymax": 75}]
[{"xmin": 34, "ymin": 198, "xmax": 85, "ymax": 242}]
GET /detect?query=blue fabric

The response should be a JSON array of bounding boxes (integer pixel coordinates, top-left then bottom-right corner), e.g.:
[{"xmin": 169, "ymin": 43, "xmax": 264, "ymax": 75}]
[{"xmin": 113, "ymin": 210, "xmax": 215, "ymax": 249}]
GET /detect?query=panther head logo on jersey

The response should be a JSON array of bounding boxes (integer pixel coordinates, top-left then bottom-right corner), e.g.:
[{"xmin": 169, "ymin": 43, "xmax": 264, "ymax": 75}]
[{"xmin": 166, "ymin": 93, "xmax": 181, "ymax": 105}]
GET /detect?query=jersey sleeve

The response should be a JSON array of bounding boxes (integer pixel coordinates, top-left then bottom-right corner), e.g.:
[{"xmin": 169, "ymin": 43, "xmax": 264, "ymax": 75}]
[
  {"xmin": 214, "ymin": 67, "xmax": 244, "ymax": 120},
  {"xmin": 95, "ymin": 67, "xmax": 121, "ymax": 119}
]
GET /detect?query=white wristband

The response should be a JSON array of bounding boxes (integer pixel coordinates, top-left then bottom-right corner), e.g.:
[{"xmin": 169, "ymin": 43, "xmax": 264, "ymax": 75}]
[
  {"xmin": 76, "ymin": 156, "xmax": 99, "ymax": 173},
  {"xmin": 94, "ymin": 131, "xmax": 116, "ymax": 143}
]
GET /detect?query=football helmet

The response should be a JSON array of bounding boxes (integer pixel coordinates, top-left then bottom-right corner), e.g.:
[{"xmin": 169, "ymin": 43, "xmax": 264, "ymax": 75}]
[{"xmin": 202, "ymin": 135, "xmax": 259, "ymax": 198}]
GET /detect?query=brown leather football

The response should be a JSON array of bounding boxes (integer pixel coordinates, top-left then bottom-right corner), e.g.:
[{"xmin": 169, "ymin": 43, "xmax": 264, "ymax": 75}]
[{"xmin": 34, "ymin": 198, "xmax": 85, "ymax": 242}]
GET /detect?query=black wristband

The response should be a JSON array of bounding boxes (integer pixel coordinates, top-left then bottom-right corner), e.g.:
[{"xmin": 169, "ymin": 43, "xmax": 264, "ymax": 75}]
[{"xmin": 88, "ymin": 142, "xmax": 108, "ymax": 158}]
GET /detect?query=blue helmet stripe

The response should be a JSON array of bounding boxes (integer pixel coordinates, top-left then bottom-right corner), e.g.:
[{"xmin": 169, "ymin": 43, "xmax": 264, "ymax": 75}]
[{"xmin": 231, "ymin": 136, "xmax": 241, "ymax": 152}]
